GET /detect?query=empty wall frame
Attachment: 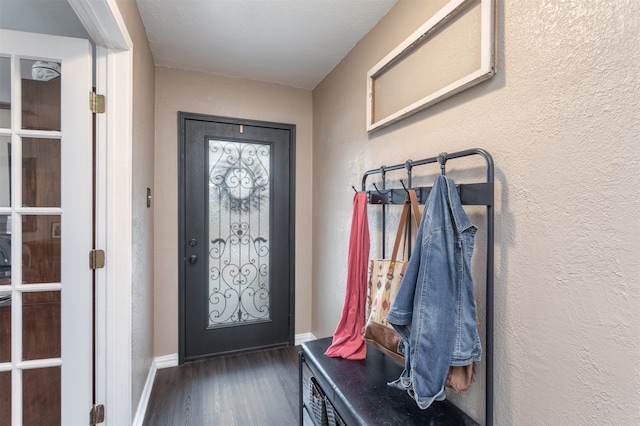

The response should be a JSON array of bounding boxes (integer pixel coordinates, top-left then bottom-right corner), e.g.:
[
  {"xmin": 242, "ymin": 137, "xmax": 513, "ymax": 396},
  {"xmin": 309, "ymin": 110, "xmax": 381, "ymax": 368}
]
[{"xmin": 366, "ymin": 0, "xmax": 497, "ymax": 132}]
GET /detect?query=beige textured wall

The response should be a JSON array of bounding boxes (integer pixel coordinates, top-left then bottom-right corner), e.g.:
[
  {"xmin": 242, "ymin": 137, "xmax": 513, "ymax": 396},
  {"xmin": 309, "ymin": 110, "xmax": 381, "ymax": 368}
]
[
  {"xmin": 114, "ymin": 0, "xmax": 156, "ymax": 416},
  {"xmin": 312, "ymin": 0, "xmax": 640, "ymax": 424},
  {"xmin": 154, "ymin": 67, "xmax": 313, "ymax": 357}
]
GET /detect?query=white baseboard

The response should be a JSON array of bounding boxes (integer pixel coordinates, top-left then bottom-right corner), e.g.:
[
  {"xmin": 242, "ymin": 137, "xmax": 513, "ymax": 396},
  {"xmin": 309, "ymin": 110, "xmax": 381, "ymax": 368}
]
[
  {"xmin": 295, "ymin": 332, "xmax": 317, "ymax": 345},
  {"xmin": 131, "ymin": 354, "xmax": 178, "ymax": 426},
  {"xmin": 154, "ymin": 353, "xmax": 179, "ymax": 369}
]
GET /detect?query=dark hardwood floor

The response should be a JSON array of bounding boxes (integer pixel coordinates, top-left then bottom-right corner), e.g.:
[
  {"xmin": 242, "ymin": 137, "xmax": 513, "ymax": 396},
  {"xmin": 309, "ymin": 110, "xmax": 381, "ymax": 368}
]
[{"xmin": 143, "ymin": 345, "xmax": 306, "ymax": 426}]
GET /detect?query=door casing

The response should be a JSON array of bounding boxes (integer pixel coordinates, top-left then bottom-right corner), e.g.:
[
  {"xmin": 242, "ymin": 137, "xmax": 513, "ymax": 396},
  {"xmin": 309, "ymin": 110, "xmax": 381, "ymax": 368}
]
[{"xmin": 67, "ymin": 2, "xmax": 135, "ymax": 424}]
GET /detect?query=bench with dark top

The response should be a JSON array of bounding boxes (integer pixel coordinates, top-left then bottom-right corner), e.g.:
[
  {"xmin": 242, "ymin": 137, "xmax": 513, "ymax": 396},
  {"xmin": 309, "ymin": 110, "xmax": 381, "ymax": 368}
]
[{"xmin": 299, "ymin": 337, "xmax": 479, "ymax": 425}]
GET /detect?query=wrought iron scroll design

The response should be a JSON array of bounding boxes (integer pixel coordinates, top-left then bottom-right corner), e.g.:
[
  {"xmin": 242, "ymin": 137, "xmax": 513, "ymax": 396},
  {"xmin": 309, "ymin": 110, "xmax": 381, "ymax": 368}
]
[{"xmin": 207, "ymin": 140, "xmax": 271, "ymax": 326}]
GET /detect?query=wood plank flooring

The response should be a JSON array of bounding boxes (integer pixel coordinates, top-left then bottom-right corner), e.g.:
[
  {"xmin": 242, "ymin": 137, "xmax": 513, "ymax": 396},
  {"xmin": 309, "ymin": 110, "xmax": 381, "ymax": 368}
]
[{"xmin": 143, "ymin": 345, "xmax": 306, "ymax": 426}]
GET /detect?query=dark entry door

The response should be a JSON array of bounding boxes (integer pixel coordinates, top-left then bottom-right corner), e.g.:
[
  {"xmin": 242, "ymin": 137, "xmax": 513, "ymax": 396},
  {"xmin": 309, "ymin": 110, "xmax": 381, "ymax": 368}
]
[{"xmin": 179, "ymin": 112, "xmax": 295, "ymax": 362}]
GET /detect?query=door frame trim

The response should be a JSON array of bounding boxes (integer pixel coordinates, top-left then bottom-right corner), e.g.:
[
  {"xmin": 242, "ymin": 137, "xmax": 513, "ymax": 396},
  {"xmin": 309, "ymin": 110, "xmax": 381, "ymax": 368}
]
[
  {"xmin": 68, "ymin": 1, "xmax": 134, "ymax": 424},
  {"xmin": 177, "ymin": 112, "xmax": 296, "ymax": 363}
]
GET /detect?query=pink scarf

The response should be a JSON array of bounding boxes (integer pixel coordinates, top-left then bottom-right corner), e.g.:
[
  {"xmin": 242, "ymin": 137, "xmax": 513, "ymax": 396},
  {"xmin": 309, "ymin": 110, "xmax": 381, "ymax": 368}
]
[{"xmin": 324, "ymin": 192, "xmax": 370, "ymax": 360}]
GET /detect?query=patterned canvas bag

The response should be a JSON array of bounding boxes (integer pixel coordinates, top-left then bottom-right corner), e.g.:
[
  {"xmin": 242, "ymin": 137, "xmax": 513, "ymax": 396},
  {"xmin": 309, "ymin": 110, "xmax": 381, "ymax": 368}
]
[{"xmin": 363, "ymin": 190, "xmax": 421, "ymax": 363}]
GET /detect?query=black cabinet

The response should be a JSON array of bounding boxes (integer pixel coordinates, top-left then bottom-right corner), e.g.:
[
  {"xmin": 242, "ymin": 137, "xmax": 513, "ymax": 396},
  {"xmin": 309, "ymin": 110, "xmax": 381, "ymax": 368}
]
[{"xmin": 299, "ymin": 337, "xmax": 479, "ymax": 426}]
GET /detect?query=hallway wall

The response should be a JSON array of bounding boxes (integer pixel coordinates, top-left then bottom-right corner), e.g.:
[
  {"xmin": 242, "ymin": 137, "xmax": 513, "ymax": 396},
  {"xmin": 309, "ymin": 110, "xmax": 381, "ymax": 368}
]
[
  {"xmin": 154, "ymin": 66, "xmax": 313, "ymax": 357},
  {"xmin": 312, "ymin": 0, "xmax": 640, "ymax": 424},
  {"xmin": 114, "ymin": 0, "xmax": 156, "ymax": 418}
]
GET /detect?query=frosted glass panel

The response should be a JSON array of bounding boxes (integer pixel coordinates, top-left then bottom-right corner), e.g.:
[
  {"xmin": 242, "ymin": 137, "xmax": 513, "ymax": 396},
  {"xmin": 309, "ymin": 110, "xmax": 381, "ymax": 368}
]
[
  {"xmin": 22, "ymin": 291, "xmax": 61, "ymax": 360},
  {"xmin": 0, "ymin": 56, "xmax": 9, "ymax": 128},
  {"xmin": 0, "ymin": 370, "xmax": 10, "ymax": 420},
  {"xmin": 208, "ymin": 140, "xmax": 271, "ymax": 327},
  {"xmin": 22, "ymin": 215, "xmax": 60, "ymax": 284},
  {"xmin": 0, "ymin": 291, "xmax": 10, "ymax": 363},
  {"xmin": 0, "ymin": 136, "xmax": 9, "ymax": 207},
  {"xmin": 0, "ymin": 214, "xmax": 10, "ymax": 285},
  {"xmin": 21, "ymin": 59, "xmax": 61, "ymax": 131},
  {"xmin": 23, "ymin": 367, "xmax": 60, "ymax": 425},
  {"xmin": 22, "ymin": 137, "xmax": 61, "ymax": 207}
]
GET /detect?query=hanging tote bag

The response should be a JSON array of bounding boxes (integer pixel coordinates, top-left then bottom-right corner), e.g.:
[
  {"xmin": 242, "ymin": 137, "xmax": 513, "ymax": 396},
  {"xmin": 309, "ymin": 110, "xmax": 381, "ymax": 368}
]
[{"xmin": 363, "ymin": 190, "xmax": 421, "ymax": 363}]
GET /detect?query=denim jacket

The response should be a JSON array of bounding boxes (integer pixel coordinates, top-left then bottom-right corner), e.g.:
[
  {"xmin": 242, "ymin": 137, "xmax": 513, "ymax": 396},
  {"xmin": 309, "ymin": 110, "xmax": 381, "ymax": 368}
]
[{"xmin": 386, "ymin": 174, "xmax": 482, "ymax": 409}]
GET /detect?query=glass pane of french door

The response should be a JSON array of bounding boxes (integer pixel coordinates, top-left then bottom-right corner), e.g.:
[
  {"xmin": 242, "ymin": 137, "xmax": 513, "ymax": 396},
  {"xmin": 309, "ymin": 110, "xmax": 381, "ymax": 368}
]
[{"xmin": 0, "ymin": 30, "xmax": 93, "ymax": 425}]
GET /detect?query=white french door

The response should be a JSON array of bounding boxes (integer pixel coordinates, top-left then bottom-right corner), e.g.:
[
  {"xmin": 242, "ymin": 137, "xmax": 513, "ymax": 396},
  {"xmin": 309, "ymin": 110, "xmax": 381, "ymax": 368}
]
[{"xmin": 0, "ymin": 30, "xmax": 93, "ymax": 425}]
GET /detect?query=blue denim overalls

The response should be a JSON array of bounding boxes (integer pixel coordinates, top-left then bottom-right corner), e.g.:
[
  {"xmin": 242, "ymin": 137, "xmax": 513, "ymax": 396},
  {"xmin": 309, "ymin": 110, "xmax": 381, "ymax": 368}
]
[{"xmin": 386, "ymin": 175, "xmax": 482, "ymax": 409}]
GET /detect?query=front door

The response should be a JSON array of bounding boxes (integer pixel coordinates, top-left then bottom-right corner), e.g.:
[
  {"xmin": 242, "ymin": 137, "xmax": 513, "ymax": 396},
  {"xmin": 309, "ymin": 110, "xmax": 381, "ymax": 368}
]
[
  {"xmin": 0, "ymin": 30, "xmax": 93, "ymax": 424},
  {"xmin": 179, "ymin": 112, "xmax": 295, "ymax": 362}
]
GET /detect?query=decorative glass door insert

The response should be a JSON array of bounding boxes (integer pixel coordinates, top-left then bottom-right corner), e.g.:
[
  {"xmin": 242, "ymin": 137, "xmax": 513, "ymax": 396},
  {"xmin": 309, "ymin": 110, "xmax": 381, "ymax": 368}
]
[{"xmin": 208, "ymin": 139, "xmax": 271, "ymax": 327}]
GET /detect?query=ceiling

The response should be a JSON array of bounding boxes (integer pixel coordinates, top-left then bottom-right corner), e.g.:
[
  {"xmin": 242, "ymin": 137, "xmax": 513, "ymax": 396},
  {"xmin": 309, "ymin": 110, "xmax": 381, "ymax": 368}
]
[
  {"xmin": 0, "ymin": 0, "xmax": 90, "ymax": 39},
  {"xmin": 0, "ymin": 0, "xmax": 396, "ymax": 90},
  {"xmin": 136, "ymin": 0, "xmax": 397, "ymax": 90}
]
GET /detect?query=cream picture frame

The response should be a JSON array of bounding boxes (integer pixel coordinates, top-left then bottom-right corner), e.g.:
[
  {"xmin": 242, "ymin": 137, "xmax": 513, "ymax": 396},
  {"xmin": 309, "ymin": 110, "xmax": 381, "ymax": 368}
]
[{"xmin": 366, "ymin": 0, "xmax": 497, "ymax": 132}]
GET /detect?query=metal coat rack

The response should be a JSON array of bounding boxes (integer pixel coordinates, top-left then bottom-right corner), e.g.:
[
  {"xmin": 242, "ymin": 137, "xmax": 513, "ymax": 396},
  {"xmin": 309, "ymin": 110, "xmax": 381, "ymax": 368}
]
[{"xmin": 360, "ymin": 148, "xmax": 495, "ymax": 426}]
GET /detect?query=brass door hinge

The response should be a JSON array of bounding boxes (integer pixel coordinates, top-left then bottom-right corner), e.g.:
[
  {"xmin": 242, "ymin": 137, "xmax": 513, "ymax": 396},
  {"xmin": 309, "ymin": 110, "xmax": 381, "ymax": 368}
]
[
  {"xmin": 90, "ymin": 92, "xmax": 105, "ymax": 113},
  {"xmin": 89, "ymin": 404, "xmax": 105, "ymax": 425},
  {"xmin": 89, "ymin": 249, "xmax": 105, "ymax": 270}
]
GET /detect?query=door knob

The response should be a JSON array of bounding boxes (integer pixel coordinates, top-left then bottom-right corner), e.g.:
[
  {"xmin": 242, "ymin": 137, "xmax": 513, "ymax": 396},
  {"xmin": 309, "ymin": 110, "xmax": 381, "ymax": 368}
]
[{"xmin": 188, "ymin": 255, "xmax": 198, "ymax": 264}]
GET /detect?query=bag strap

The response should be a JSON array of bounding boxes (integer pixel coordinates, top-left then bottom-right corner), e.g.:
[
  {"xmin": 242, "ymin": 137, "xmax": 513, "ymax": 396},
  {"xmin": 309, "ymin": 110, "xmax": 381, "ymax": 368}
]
[
  {"xmin": 408, "ymin": 189, "xmax": 422, "ymax": 225},
  {"xmin": 388, "ymin": 189, "xmax": 421, "ymax": 278}
]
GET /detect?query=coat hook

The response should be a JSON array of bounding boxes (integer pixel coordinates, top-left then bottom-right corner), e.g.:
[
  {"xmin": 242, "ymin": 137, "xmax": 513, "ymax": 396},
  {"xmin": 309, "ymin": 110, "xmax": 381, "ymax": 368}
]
[
  {"xmin": 437, "ymin": 152, "xmax": 448, "ymax": 175},
  {"xmin": 352, "ymin": 185, "xmax": 358, "ymax": 193},
  {"xmin": 372, "ymin": 182, "xmax": 390, "ymax": 195},
  {"xmin": 400, "ymin": 179, "xmax": 409, "ymax": 193}
]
